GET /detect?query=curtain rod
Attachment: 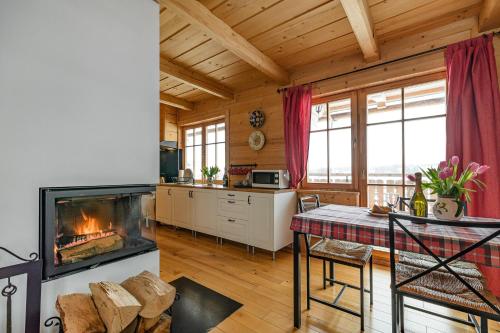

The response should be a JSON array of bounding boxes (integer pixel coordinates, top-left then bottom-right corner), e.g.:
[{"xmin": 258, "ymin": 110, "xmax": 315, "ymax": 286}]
[{"xmin": 277, "ymin": 31, "xmax": 500, "ymax": 94}]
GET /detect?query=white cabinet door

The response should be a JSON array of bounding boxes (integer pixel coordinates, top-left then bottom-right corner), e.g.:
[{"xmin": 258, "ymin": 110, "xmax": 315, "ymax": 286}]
[
  {"xmin": 192, "ymin": 190, "xmax": 217, "ymax": 235},
  {"xmin": 249, "ymin": 194, "xmax": 274, "ymax": 251},
  {"xmin": 171, "ymin": 188, "xmax": 192, "ymax": 229},
  {"xmin": 156, "ymin": 186, "xmax": 172, "ymax": 225}
]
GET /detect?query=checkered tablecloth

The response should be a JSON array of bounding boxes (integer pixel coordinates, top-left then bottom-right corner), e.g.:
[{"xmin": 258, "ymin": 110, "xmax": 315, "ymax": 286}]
[{"xmin": 290, "ymin": 204, "xmax": 500, "ymax": 267}]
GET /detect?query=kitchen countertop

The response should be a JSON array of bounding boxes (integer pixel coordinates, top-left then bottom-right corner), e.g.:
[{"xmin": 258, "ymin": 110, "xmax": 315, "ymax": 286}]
[{"xmin": 157, "ymin": 182, "xmax": 294, "ymax": 194}]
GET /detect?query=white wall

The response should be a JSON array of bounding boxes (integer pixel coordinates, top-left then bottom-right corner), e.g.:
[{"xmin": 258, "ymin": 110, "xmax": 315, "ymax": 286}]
[{"xmin": 0, "ymin": 0, "xmax": 159, "ymax": 331}]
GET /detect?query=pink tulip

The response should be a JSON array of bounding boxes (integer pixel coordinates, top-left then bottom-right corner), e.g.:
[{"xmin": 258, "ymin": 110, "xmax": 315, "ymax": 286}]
[
  {"xmin": 477, "ymin": 165, "xmax": 490, "ymax": 174},
  {"xmin": 451, "ymin": 155, "xmax": 460, "ymax": 166},
  {"xmin": 439, "ymin": 167, "xmax": 453, "ymax": 179},
  {"xmin": 407, "ymin": 174, "xmax": 416, "ymax": 182},
  {"xmin": 468, "ymin": 162, "xmax": 480, "ymax": 173},
  {"xmin": 438, "ymin": 161, "xmax": 448, "ymax": 169}
]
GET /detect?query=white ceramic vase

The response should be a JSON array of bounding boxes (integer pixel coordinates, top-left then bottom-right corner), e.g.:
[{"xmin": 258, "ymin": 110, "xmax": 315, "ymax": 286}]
[{"xmin": 432, "ymin": 196, "xmax": 465, "ymax": 221}]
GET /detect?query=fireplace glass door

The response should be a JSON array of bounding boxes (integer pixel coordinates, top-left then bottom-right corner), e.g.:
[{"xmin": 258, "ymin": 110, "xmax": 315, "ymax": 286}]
[{"xmin": 40, "ymin": 185, "xmax": 157, "ymax": 280}]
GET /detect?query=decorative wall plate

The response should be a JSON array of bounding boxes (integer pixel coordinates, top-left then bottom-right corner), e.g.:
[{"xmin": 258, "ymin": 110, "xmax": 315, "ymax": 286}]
[
  {"xmin": 248, "ymin": 130, "xmax": 265, "ymax": 151},
  {"xmin": 249, "ymin": 109, "xmax": 265, "ymax": 128}
]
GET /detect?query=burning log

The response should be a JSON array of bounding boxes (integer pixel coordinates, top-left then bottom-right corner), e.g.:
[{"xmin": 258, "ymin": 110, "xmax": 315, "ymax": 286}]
[
  {"xmin": 90, "ymin": 281, "xmax": 142, "ymax": 333},
  {"xmin": 58, "ymin": 233, "xmax": 124, "ymax": 264}
]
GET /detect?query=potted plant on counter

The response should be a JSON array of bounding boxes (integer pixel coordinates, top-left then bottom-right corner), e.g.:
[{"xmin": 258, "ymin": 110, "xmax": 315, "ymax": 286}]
[
  {"xmin": 417, "ymin": 156, "xmax": 489, "ymax": 221},
  {"xmin": 201, "ymin": 166, "xmax": 220, "ymax": 186}
]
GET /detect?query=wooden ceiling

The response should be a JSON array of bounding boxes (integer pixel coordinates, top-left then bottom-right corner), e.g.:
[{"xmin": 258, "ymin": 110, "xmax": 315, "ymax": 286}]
[{"xmin": 157, "ymin": 0, "xmax": 499, "ymax": 108}]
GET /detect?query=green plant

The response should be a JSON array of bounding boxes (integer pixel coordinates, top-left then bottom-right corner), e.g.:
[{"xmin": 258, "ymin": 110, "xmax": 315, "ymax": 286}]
[
  {"xmin": 410, "ymin": 156, "xmax": 489, "ymax": 202},
  {"xmin": 201, "ymin": 165, "xmax": 220, "ymax": 179}
]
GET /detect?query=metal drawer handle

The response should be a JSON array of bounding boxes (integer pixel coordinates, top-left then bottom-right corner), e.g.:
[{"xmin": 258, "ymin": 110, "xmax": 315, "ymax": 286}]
[
  {"xmin": 227, "ymin": 200, "xmax": 235, "ymax": 204},
  {"xmin": 227, "ymin": 194, "xmax": 235, "ymax": 197},
  {"xmin": 227, "ymin": 219, "xmax": 236, "ymax": 223}
]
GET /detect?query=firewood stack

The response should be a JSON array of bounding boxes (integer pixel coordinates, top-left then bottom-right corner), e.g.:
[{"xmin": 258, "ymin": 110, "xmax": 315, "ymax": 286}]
[{"xmin": 55, "ymin": 271, "xmax": 176, "ymax": 333}]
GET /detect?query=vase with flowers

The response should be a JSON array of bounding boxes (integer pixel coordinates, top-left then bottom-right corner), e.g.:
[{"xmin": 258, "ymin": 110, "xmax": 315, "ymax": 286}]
[
  {"xmin": 409, "ymin": 155, "xmax": 489, "ymax": 221},
  {"xmin": 201, "ymin": 166, "xmax": 220, "ymax": 186}
]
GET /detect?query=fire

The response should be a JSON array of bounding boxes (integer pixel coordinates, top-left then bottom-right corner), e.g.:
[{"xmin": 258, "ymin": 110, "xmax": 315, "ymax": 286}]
[
  {"xmin": 56, "ymin": 210, "xmax": 115, "ymax": 252},
  {"xmin": 76, "ymin": 209, "xmax": 106, "ymax": 235}
]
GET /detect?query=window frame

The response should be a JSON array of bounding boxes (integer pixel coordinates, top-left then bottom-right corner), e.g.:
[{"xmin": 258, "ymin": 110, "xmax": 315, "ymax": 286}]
[
  {"xmin": 358, "ymin": 72, "xmax": 447, "ymax": 207},
  {"xmin": 302, "ymin": 72, "xmax": 447, "ymax": 207},
  {"xmin": 302, "ymin": 91, "xmax": 358, "ymax": 191},
  {"xmin": 182, "ymin": 118, "xmax": 227, "ymax": 183}
]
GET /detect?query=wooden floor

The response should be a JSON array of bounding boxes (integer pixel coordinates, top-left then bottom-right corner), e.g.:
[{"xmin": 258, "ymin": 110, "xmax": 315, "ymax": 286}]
[{"xmin": 157, "ymin": 225, "xmax": 499, "ymax": 333}]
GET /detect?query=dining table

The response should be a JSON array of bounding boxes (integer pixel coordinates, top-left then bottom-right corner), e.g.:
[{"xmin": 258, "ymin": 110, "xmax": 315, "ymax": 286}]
[{"xmin": 290, "ymin": 204, "xmax": 500, "ymax": 328}]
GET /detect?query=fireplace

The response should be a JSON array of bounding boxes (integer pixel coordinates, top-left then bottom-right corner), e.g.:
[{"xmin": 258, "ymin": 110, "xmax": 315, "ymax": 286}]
[{"xmin": 40, "ymin": 185, "xmax": 157, "ymax": 280}]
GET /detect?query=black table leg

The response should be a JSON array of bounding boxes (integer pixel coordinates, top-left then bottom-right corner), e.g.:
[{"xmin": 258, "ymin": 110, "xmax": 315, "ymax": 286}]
[{"xmin": 293, "ymin": 231, "xmax": 302, "ymax": 328}]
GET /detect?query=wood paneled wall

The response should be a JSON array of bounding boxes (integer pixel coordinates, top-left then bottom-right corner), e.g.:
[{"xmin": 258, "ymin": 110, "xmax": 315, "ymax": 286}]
[
  {"xmin": 176, "ymin": 18, "xmax": 500, "ymax": 188},
  {"xmin": 178, "ymin": 84, "xmax": 287, "ymax": 177},
  {"xmin": 160, "ymin": 104, "xmax": 178, "ymax": 142}
]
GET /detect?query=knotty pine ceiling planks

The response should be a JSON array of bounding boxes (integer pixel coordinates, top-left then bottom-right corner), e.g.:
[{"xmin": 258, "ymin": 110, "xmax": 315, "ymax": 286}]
[{"xmin": 159, "ymin": 0, "xmax": 483, "ymax": 103}]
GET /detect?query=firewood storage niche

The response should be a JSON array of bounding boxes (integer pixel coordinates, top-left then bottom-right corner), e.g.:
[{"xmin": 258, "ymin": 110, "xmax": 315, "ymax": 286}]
[{"xmin": 40, "ymin": 185, "xmax": 157, "ymax": 280}]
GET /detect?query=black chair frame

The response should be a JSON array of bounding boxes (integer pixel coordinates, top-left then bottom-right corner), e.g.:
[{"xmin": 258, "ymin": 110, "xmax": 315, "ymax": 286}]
[
  {"xmin": 304, "ymin": 236, "xmax": 373, "ymax": 331},
  {"xmin": 298, "ymin": 194, "xmax": 373, "ymax": 331},
  {"xmin": 298, "ymin": 195, "xmax": 336, "ymax": 288},
  {"xmin": 388, "ymin": 213, "xmax": 500, "ymax": 333}
]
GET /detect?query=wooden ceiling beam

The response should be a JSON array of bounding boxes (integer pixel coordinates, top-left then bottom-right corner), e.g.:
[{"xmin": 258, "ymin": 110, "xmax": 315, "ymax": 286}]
[
  {"xmin": 340, "ymin": 0, "xmax": 379, "ymax": 62},
  {"xmin": 158, "ymin": 0, "xmax": 290, "ymax": 85},
  {"xmin": 479, "ymin": 0, "xmax": 500, "ymax": 32},
  {"xmin": 160, "ymin": 57, "xmax": 234, "ymax": 100},
  {"xmin": 159, "ymin": 92, "xmax": 194, "ymax": 111}
]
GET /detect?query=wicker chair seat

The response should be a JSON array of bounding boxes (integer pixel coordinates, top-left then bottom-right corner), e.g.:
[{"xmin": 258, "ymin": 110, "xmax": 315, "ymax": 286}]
[
  {"xmin": 310, "ymin": 239, "xmax": 373, "ymax": 266},
  {"xmin": 399, "ymin": 251, "xmax": 482, "ymax": 278},
  {"xmin": 396, "ymin": 263, "xmax": 499, "ymax": 315}
]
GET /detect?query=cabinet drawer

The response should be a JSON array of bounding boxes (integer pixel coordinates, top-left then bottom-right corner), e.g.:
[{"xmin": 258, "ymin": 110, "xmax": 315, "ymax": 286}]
[
  {"xmin": 218, "ymin": 199, "xmax": 249, "ymax": 220},
  {"xmin": 217, "ymin": 190, "xmax": 250, "ymax": 202},
  {"xmin": 217, "ymin": 216, "xmax": 247, "ymax": 244}
]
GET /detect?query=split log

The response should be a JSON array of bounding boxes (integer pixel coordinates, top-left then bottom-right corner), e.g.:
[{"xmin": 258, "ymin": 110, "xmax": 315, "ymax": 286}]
[
  {"xmin": 121, "ymin": 271, "xmax": 176, "ymax": 318},
  {"xmin": 89, "ymin": 281, "xmax": 142, "ymax": 333},
  {"xmin": 135, "ymin": 315, "xmax": 162, "ymax": 333},
  {"xmin": 144, "ymin": 316, "xmax": 162, "ymax": 331},
  {"xmin": 56, "ymin": 293, "xmax": 106, "ymax": 333},
  {"xmin": 147, "ymin": 313, "xmax": 171, "ymax": 333},
  {"xmin": 59, "ymin": 234, "xmax": 123, "ymax": 264}
]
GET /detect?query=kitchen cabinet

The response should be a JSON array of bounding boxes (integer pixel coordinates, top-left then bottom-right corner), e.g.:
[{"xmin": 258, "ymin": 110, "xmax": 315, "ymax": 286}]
[
  {"xmin": 155, "ymin": 186, "xmax": 172, "ymax": 225},
  {"xmin": 192, "ymin": 189, "xmax": 217, "ymax": 235},
  {"xmin": 248, "ymin": 194, "xmax": 273, "ymax": 251},
  {"xmin": 156, "ymin": 185, "xmax": 296, "ymax": 258},
  {"xmin": 171, "ymin": 188, "xmax": 192, "ymax": 229}
]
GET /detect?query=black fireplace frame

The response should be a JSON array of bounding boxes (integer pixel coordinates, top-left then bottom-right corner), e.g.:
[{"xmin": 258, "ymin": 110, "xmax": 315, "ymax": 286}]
[{"xmin": 39, "ymin": 184, "xmax": 158, "ymax": 281}]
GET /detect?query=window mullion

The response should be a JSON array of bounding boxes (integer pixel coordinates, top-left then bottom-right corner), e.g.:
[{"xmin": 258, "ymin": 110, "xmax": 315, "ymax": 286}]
[{"xmin": 401, "ymin": 87, "xmax": 406, "ymax": 197}]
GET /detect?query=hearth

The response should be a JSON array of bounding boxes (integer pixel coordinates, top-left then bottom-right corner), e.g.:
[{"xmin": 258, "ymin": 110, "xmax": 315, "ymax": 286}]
[{"xmin": 39, "ymin": 185, "xmax": 157, "ymax": 280}]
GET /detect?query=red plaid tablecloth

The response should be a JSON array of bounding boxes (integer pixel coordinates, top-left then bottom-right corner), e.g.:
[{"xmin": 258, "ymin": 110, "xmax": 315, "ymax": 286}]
[{"xmin": 290, "ymin": 204, "xmax": 500, "ymax": 267}]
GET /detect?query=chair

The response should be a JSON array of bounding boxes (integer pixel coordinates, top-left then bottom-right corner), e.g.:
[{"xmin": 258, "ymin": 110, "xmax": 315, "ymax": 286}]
[
  {"xmin": 388, "ymin": 213, "xmax": 500, "ymax": 333},
  {"xmin": 298, "ymin": 195, "xmax": 373, "ymax": 331}
]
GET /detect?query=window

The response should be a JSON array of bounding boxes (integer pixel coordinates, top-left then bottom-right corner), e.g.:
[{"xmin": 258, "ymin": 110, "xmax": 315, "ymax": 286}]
[
  {"xmin": 184, "ymin": 121, "xmax": 226, "ymax": 181},
  {"xmin": 366, "ymin": 79, "xmax": 446, "ymax": 207},
  {"xmin": 184, "ymin": 127, "xmax": 203, "ymax": 180},
  {"xmin": 303, "ymin": 73, "xmax": 447, "ymax": 208},
  {"xmin": 306, "ymin": 94, "xmax": 354, "ymax": 186},
  {"xmin": 205, "ymin": 123, "xmax": 225, "ymax": 179}
]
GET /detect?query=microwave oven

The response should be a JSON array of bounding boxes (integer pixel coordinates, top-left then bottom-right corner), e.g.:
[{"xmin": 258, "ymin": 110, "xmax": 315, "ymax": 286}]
[{"xmin": 251, "ymin": 170, "xmax": 290, "ymax": 189}]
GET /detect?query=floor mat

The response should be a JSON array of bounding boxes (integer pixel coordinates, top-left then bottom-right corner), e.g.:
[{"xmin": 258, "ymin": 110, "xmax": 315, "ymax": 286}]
[{"xmin": 169, "ymin": 276, "xmax": 243, "ymax": 333}]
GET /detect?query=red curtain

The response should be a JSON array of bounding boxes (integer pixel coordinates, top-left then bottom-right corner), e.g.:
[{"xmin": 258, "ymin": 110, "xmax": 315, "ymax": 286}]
[
  {"xmin": 283, "ymin": 85, "xmax": 312, "ymax": 188},
  {"xmin": 446, "ymin": 34, "xmax": 500, "ymax": 297},
  {"xmin": 445, "ymin": 34, "xmax": 500, "ymax": 219}
]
